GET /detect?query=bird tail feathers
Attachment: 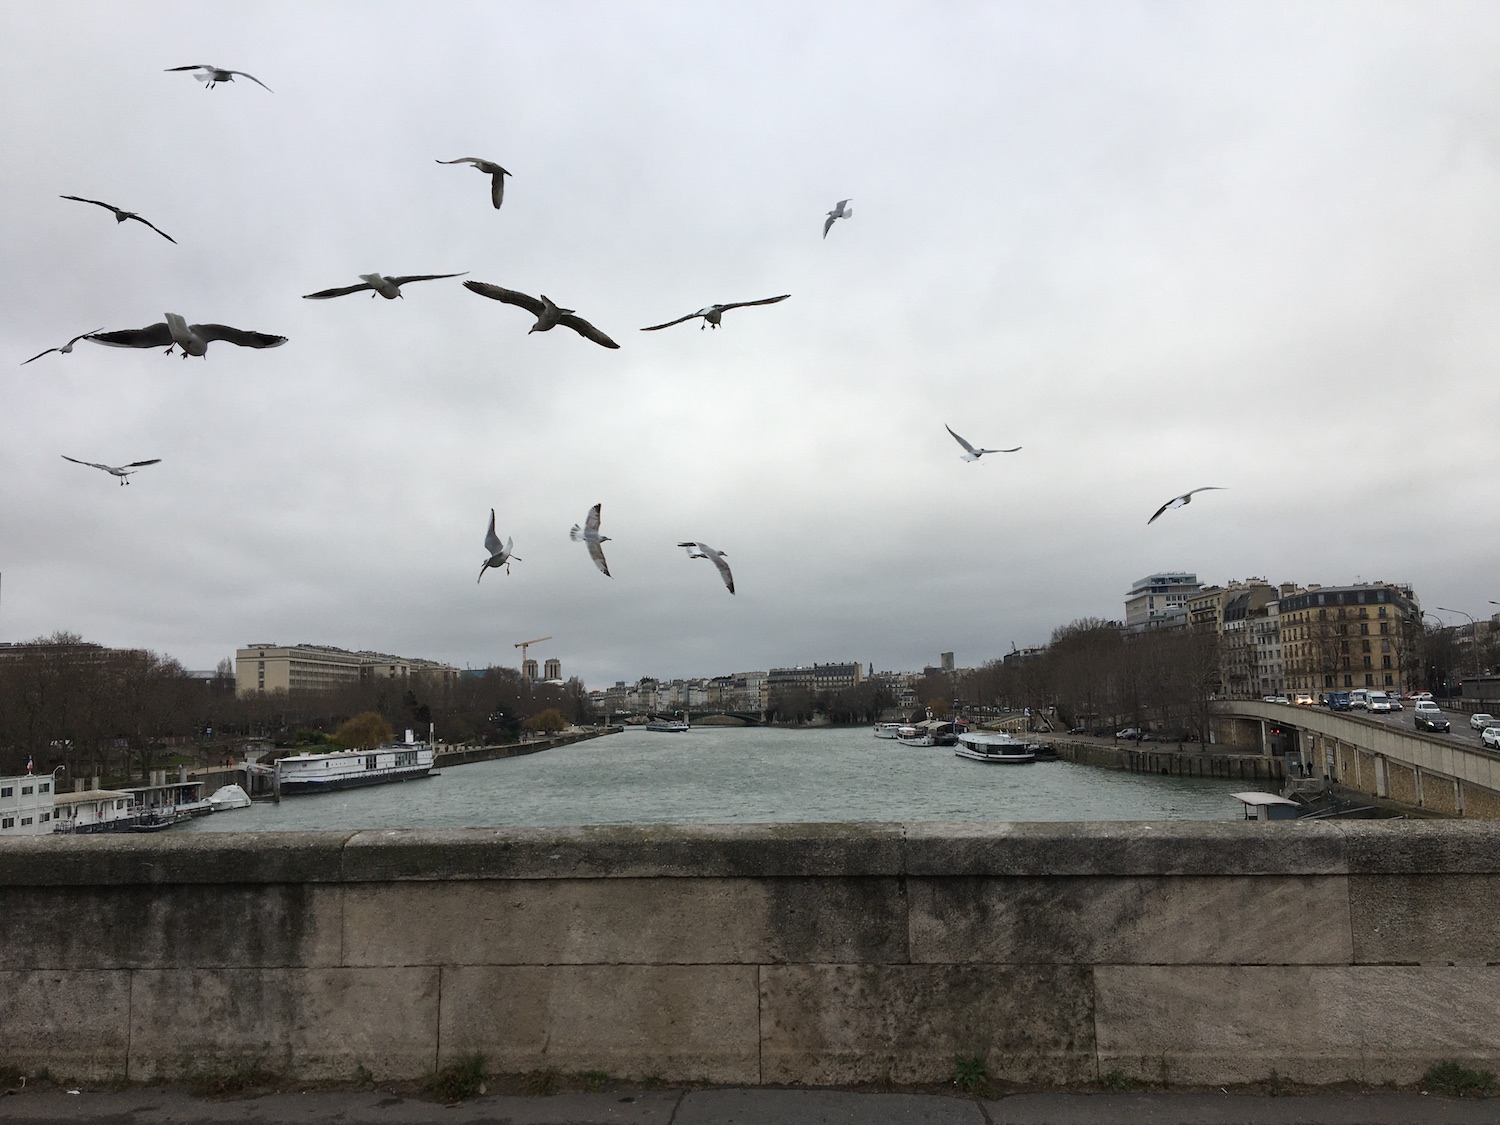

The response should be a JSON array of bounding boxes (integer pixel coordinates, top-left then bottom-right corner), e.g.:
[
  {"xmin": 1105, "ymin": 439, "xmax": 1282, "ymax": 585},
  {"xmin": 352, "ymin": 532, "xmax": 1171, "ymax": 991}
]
[{"xmin": 569, "ymin": 525, "xmax": 583, "ymax": 541}]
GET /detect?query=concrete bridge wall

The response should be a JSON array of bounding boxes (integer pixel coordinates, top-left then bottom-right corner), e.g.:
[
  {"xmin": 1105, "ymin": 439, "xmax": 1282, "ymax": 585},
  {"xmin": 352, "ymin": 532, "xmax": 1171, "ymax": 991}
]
[{"xmin": 4, "ymin": 823, "xmax": 1500, "ymax": 1088}]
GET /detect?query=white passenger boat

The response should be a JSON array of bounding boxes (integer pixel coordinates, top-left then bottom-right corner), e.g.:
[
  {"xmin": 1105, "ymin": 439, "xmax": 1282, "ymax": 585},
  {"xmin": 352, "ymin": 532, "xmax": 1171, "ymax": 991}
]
[
  {"xmin": 645, "ymin": 719, "xmax": 690, "ymax": 733},
  {"xmin": 275, "ymin": 741, "xmax": 437, "ymax": 795},
  {"xmin": 898, "ymin": 719, "xmax": 961, "ymax": 747},
  {"xmin": 954, "ymin": 731, "xmax": 1037, "ymax": 764},
  {"xmin": 873, "ymin": 722, "xmax": 903, "ymax": 739}
]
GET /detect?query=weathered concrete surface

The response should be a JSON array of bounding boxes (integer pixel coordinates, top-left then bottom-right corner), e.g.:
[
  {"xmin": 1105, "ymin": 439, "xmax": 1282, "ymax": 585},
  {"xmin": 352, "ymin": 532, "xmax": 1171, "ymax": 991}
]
[{"xmin": 3, "ymin": 822, "xmax": 1500, "ymax": 1087}]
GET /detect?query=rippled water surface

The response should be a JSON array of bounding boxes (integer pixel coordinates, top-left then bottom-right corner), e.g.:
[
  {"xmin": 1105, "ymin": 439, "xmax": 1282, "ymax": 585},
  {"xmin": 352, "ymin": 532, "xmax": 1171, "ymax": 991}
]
[{"xmin": 185, "ymin": 726, "xmax": 1249, "ymax": 832}]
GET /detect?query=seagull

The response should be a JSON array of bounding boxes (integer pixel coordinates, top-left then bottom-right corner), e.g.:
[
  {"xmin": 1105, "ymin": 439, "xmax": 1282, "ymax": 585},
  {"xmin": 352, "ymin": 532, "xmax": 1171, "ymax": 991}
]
[
  {"xmin": 435, "ymin": 158, "xmax": 512, "ymax": 210},
  {"xmin": 463, "ymin": 281, "xmax": 620, "ymax": 348},
  {"xmin": 61, "ymin": 455, "xmax": 161, "ymax": 486},
  {"xmin": 21, "ymin": 329, "xmax": 104, "ymax": 366},
  {"xmin": 303, "ymin": 272, "xmax": 467, "ymax": 300},
  {"xmin": 478, "ymin": 509, "xmax": 519, "ymax": 582},
  {"xmin": 678, "ymin": 542, "xmax": 734, "ymax": 594},
  {"xmin": 165, "ymin": 65, "xmax": 272, "ymax": 92},
  {"xmin": 88, "ymin": 313, "xmax": 286, "ymax": 358},
  {"xmin": 823, "ymin": 198, "xmax": 853, "ymax": 239},
  {"xmin": 570, "ymin": 503, "xmax": 612, "ymax": 577},
  {"xmin": 60, "ymin": 196, "xmax": 175, "ymax": 243},
  {"xmin": 945, "ymin": 424, "xmax": 1021, "ymax": 462},
  {"xmin": 1147, "ymin": 487, "xmax": 1227, "ymax": 525},
  {"xmin": 640, "ymin": 295, "xmax": 791, "ymax": 332}
]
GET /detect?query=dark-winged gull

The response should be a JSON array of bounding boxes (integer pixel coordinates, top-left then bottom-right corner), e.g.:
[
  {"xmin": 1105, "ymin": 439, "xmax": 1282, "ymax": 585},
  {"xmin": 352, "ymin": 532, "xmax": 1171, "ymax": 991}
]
[
  {"xmin": 21, "ymin": 329, "xmax": 104, "ymax": 366},
  {"xmin": 823, "ymin": 198, "xmax": 853, "ymax": 238},
  {"xmin": 435, "ymin": 158, "xmax": 512, "ymax": 210},
  {"xmin": 946, "ymin": 424, "xmax": 1021, "ymax": 462},
  {"xmin": 89, "ymin": 314, "xmax": 286, "ymax": 359},
  {"xmin": 303, "ymin": 272, "xmax": 467, "ymax": 300},
  {"xmin": 61, "ymin": 455, "xmax": 161, "ymax": 485},
  {"xmin": 165, "ymin": 65, "xmax": 272, "ymax": 91},
  {"xmin": 570, "ymin": 503, "xmax": 612, "ymax": 578},
  {"xmin": 678, "ymin": 541, "xmax": 734, "ymax": 594},
  {"xmin": 641, "ymin": 295, "xmax": 791, "ymax": 332},
  {"xmin": 478, "ymin": 509, "xmax": 519, "ymax": 582},
  {"xmin": 1147, "ymin": 487, "xmax": 1227, "ymax": 525},
  {"xmin": 60, "ymin": 196, "xmax": 175, "ymax": 244},
  {"xmin": 463, "ymin": 281, "xmax": 620, "ymax": 348}
]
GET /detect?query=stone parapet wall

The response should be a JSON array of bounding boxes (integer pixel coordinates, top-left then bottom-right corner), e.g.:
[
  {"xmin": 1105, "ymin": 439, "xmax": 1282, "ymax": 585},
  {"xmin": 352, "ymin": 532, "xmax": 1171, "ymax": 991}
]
[{"xmin": 2, "ymin": 822, "xmax": 1499, "ymax": 1087}]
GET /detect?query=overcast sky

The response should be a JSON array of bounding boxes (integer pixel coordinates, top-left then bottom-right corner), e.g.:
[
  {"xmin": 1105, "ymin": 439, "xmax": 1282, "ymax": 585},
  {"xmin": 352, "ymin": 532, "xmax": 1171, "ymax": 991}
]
[{"xmin": 2, "ymin": 1, "xmax": 1496, "ymax": 686}]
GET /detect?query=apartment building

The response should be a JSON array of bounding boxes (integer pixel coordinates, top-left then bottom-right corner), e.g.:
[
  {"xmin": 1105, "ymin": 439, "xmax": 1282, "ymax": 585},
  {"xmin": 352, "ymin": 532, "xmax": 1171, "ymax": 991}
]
[
  {"xmin": 1279, "ymin": 583, "xmax": 1421, "ymax": 696},
  {"xmin": 234, "ymin": 644, "xmax": 461, "ymax": 696}
]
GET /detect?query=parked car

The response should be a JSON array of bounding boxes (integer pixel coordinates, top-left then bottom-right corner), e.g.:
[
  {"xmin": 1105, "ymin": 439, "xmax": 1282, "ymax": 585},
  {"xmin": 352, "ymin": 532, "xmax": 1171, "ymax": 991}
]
[
  {"xmin": 1414, "ymin": 702, "xmax": 1450, "ymax": 732},
  {"xmin": 1367, "ymin": 692, "xmax": 1392, "ymax": 714},
  {"xmin": 1293, "ymin": 693, "xmax": 1315, "ymax": 706},
  {"xmin": 1115, "ymin": 728, "xmax": 1143, "ymax": 740},
  {"xmin": 1470, "ymin": 713, "xmax": 1496, "ymax": 731},
  {"xmin": 1483, "ymin": 726, "xmax": 1500, "ymax": 750}
]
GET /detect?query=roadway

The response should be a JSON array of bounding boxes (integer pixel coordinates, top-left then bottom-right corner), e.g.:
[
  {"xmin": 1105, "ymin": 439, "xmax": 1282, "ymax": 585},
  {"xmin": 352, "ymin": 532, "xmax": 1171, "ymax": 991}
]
[{"xmin": 1273, "ymin": 699, "xmax": 1498, "ymax": 754}]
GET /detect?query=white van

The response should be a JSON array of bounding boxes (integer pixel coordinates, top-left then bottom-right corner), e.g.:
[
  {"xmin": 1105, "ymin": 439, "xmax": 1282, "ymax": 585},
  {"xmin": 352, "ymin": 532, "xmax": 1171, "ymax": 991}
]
[
  {"xmin": 1348, "ymin": 689, "xmax": 1369, "ymax": 709},
  {"xmin": 1367, "ymin": 692, "xmax": 1392, "ymax": 714}
]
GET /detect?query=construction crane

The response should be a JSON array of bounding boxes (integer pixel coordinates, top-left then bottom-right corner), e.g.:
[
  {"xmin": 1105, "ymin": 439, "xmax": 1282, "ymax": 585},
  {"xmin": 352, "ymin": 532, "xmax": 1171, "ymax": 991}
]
[{"xmin": 515, "ymin": 636, "xmax": 552, "ymax": 678}]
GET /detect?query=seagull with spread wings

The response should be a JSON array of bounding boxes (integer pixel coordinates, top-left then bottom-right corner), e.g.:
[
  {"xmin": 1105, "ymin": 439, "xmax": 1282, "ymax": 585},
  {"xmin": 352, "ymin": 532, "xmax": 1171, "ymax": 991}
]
[
  {"xmin": 60, "ymin": 196, "xmax": 176, "ymax": 243},
  {"xmin": 641, "ymin": 295, "xmax": 790, "ymax": 332},
  {"xmin": 303, "ymin": 272, "xmax": 467, "ymax": 300},
  {"xmin": 945, "ymin": 424, "xmax": 1021, "ymax": 462},
  {"xmin": 89, "ymin": 314, "xmax": 286, "ymax": 359},
  {"xmin": 21, "ymin": 329, "xmax": 104, "ymax": 366},
  {"xmin": 478, "ymin": 510, "xmax": 520, "ymax": 582},
  {"xmin": 165, "ymin": 64, "xmax": 272, "ymax": 91},
  {"xmin": 61, "ymin": 455, "xmax": 161, "ymax": 486},
  {"xmin": 570, "ymin": 504, "xmax": 612, "ymax": 578},
  {"xmin": 463, "ymin": 281, "xmax": 619, "ymax": 348},
  {"xmin": 678, "ymin": 542, "xmax": 735, "ymax": 594},
  {"xmin": 823, "ymin": 198, "xmax": 853, "ymax": 238},
  {"xmin": 1147, "ymin": 487, "xmax": 1227, "ymax": 525},
  {"xmin": 435, "ymin": 158, "xmax": 512, "ymax": 210}
]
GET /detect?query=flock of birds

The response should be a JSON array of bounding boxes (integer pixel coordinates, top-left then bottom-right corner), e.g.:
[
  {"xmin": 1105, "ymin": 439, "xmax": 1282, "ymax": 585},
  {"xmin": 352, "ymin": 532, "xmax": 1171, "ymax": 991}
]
[{"xmin": 24, "ymin": 63, "xmax": 1226, "ymax": 603}]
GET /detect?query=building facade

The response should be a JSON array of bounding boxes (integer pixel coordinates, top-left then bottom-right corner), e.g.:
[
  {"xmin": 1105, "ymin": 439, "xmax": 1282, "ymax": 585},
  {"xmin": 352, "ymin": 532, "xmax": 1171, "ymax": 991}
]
[
  {"xmin": 1124, "ymin": 572, "xmax": 1201, "ymax": 630},
  {"xmin": 234, "ymin": 644, "xmax": 461, "ymax": 697},
  {"xmin": 1279, "ymin": 583, "xmax": 1421, "ymax": 697}
]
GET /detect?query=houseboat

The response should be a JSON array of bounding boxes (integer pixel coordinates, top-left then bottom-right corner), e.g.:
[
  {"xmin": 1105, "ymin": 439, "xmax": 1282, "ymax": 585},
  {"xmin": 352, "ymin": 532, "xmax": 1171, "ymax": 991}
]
[
  {"xmin": 954, "ymin": 731, "xmax": 1038, "ymax": 764},
  {"xmin": 122, "ymin": 769, "xmax": 211, "ymax": 827},
  {"xmin": 897, "ymin": 719, "xmax": 963, "ymax": 747},
  {"xmin": 0, "ymin": 771, "xmax": 60, "ymax": 836},
  {"xmin": 275, "ymin": 741, "xmax": 437, "ymax": 795},
  {"xmin": 52, "ymin": 787, "xmax": 140, "ymax": 833}
]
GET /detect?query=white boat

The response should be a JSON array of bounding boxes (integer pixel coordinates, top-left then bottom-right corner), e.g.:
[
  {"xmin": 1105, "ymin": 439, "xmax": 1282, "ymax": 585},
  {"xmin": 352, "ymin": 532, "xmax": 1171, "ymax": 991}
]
[
  {"xmin": 646, "ymin": 719, "xmax": 690, "ymax": 732},
  {"xmin": 51, "ymin": 789, "xmax": 140, "ymax": 834},
  {"xmin": 276, "ymin": 741, "xmax": 437, "ymax": 795},
  {"xmin": 873, "ymin": 722, "xmax": 903, "ymax": 739},
  {"xmin": 954, "ymin": 731, "xmax": 1037, "ymax": 764},
  {"xmin": 898, "ymin": 719, "xmax": 961, "ymax": 747},
  {"xmin": 208, "ymin": 783, "xmax": 252, "ymax": 811}
]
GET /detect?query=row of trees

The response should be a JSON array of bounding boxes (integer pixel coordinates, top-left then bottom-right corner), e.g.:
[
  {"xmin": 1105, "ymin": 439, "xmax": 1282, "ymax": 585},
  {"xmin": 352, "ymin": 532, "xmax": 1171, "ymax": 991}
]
[{"xmin": 0, "ymin": 632, "xmax": 596, "ymax": 780}]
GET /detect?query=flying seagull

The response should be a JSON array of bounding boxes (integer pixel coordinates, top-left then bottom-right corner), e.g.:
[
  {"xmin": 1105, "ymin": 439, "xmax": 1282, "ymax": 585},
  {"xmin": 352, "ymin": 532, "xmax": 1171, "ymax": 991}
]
[
  {"xmin": 303, "ymin": 272, "xmax": 467, "ymax": 300},
  {"xmin": 61, "ymin": 455, "xmax": 161, "ymax": 486},
  {"xmin": 478, "ymin": 509, "xmax": 519, "ymax": 582},
  {"xmin": 463, "ymin": 281, "xmax": 620, "ymax": 348},
  {"xmin": 21, "ymin": 329, "xmax": 104, "ymax": 366},
  {"xmin": 640, "ymin": 295, "xmax": 791, "ymax": 332},
  {"xmin": 165, "ymin": 65, "xmax": 272, "ymax": 92},
  {"xmin": 945, "ymin": 424, "xmax": 1021, "ymax": 462},
  {"xmin": 1147, "ymin": 487, "xmax": 1227, "ymax": 525},
  {"xmin": 60, "ymin": 196, "xmax": 176, "ymax": 243},
  {"xmin": 823, "ymin": 198, "xmax": 853, "ymax": 238},
  {"xmin": 678, "ymin": 541, "xmax": 734, "ymax": 594},
  {"xmin": 570, "ymin": 503, "xmax": 612, "ymax": 577},
  {"xmin": 89, "ymin": 313, "xmax": 286, "ymax": 358},
  {"xmin": 435, "ymin": 158, "xmax": 512, "ymax": 210}
]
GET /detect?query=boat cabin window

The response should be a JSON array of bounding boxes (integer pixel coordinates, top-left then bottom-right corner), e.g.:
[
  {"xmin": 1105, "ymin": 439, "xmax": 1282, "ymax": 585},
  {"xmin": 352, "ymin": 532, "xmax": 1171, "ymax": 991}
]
[
  {"xmin": 365, "ymin": 755, "xmax": 377, "ymax": 770},
  {"xmin": 21, "ymin": 785, "xmax": 33, "ymax": 795},
  {"xmin": 1, "ymin": 818, "xmax": 13, "ymax": 829},
  {"xmin": 0, "ymin": 787, "xmax": 10, "ymax": 797},
  {"xmin": 39, "ymin": 782, "xmax": 50, "ymax": 793}
]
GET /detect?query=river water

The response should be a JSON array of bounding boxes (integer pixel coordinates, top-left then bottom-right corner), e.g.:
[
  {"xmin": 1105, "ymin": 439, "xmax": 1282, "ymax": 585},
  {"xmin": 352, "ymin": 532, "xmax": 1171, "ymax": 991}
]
[{"xmin": 183, "ymin": 726, "xmax": 1248, "ymax": 832}]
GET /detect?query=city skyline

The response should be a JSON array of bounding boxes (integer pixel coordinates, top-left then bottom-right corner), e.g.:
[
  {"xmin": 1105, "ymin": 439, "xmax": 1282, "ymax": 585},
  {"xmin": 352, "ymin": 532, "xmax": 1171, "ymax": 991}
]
[{"xmin": 3, "ymin": 3, "xmax": 1498, "ymax": 685}]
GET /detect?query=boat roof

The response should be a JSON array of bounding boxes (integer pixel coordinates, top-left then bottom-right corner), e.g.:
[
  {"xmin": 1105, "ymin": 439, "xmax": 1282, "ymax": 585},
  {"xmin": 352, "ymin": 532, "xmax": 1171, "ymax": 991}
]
[
  {"xmin": 1231, "ymin": 791, "xmax": 1300, "ymax": 807},
  {"xmin": 54, "ymin": 789, "xmax": 134, "ymax": 804}
]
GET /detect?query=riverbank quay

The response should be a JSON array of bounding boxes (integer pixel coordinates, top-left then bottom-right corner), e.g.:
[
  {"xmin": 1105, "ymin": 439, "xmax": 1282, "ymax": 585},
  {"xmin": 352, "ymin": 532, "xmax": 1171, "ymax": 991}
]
[
  {"xmin": 2, "ymin": 1086, "xmax": 1496, "ymax": 1125},
  {"xmin": 1039, "ymin": 736, "xmax": 1285, "ymax": 783},
  {"xmin": 3, "ymin": 821, "xmax": 1499, "ymax": 1089},
  {"xmin": 432, "ymin": 726, "xmax": 620, "ymax": 768}
]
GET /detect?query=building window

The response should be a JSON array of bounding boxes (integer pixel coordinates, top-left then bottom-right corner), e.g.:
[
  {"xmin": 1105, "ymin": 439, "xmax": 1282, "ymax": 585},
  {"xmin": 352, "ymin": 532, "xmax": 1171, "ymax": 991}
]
[
  {"xmin": 1383, "ymin": 656, "xmax": 1392, "ymax": 668},
  {"xmin": 0, "ymin": 787, "xmax": 11, "ymax": 798},
  {"xmin": 1, "ymin": 817, "xmax": 12, "ymax": 829},
  {"xmin": 20, "ymin": 817, "xmax": 32, "ymax": 826},
  {"xmin": 20, "ymin": 786, "xmax": 32, "ymax": 795}
]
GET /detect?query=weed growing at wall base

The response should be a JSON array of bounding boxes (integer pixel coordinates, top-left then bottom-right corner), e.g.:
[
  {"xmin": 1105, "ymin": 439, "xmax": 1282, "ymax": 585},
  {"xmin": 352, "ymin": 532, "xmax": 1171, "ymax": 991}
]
[
  {"xmin": 1422, "ymin": 1061, "xmax": 1498, "ymax": 1097},
  {"xmin": 952, "ymin": 1055, "xmax": 989, "ymax": 1096},
  {"xmin": 422, "ymin": 1054, "xmax": 488, "ymax": 1103}
]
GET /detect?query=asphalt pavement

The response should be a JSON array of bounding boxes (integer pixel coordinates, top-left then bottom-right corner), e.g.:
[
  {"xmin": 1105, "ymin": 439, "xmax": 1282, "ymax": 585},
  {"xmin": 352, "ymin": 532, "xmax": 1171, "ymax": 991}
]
[{"xmin": 3, "ymin": 1087, "xmax": 1498, "ymax": 1125}]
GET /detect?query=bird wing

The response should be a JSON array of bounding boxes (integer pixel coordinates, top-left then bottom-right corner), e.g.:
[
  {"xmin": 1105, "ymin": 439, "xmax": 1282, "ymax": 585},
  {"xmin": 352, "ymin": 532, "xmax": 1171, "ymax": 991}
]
[
  {"xmin": 490, "ymin": 170, "xmax": 507, "ymax": 209},
  {"xmin": 227, "ymin": 70, "xmax": 273, "ymax": 92},
  {"xmin": 718, "ymin": 295, "xmax": 791, "ymax": 312},
  {"xmin": 88, "ymin": 324, "xmax": 173, "ymax": 349},
  {"xmin": 823, "ymin": 213, "xmax": 836, "ymax": 238},
  {"xmin": 587, "ymin": 540, "xmax": 611, "ymax": 577},
  {"xmin": 640, "ymin": 311, "xmax": 702, "ymax": 331},
  {"xmin": 21, "ymin": 347, "xmax": 59, "ymax": 365},
  {"xmin": 388, "ymin": 272, "xmax": 468, "ymax": 287},
  {"xmin": 982, "ymin": 446, "xmax": 1023, "ymax": 454},
  {"xmin": 1187, "ymin": 486, "xmax": 1227, "ymax": 498},
  {"xmin": 945, "ymin": 425, "xmax": 978, "ymax": 455},
  {"xmin": 558, "ymin": 313, "xmax": 620, "ymax": 349},
  {"xmin": 710, "ymin": 551, "xmax": 735, "ymax": 594},
  {"xmin": 1146, "ymin": 499, "xmax": 1175, "ymax": 525},
  {"xmin": 61, "ymin": 455, "xmax": 109, "ymax": 472},
  {"xmin": 463, "ymin": 281, "xmax": 543, "ymax": 317},
  {"xmin": 164, "ymin": 65, "xmax": 212, "ymax": 72},
  {"xmin": 436, "ymin": 157, "xmax": 491, "ymax": 169},
  {"xmin": 60, "ymin": 194, "xmax": 119, "ymax": 216},
  {"xmin": 585, "ymin": 503, "xmax": 602, "ymax": 536},
  {"xmin": 191, "ymin": 324, "xmax": 287, "ymax": 349},
  {"xmin": 125, "ymin": 214, "xmax": 176, "ymax": 244},
  {"xmin": 123, "ymin": 459, "xmax": 162, "ymax": 469},
  {"xmin": 302, "ymin": 282, "xmax": 374, "ymax": 299},
  {"xmin": 484, "ymin": 510, "xmax": 501, "ymax": 555}
]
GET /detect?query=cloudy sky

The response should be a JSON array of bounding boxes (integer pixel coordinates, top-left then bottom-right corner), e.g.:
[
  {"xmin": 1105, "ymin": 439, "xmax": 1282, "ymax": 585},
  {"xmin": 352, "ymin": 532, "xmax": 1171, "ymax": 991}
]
[{"xmin": 2, "ymin": 1, "xmax": 1496, "ymax": 686}]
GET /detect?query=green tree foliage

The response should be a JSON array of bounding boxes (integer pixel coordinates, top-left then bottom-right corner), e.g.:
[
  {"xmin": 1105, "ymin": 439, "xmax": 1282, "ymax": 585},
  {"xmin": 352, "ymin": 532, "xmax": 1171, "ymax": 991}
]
[
  {"xmin": 334, "ymin": 711, "xmax": 394, "ymax": 749},
  {"xmin": 523, "ymin": 708, "xmax": 567, "ymax": 734}
]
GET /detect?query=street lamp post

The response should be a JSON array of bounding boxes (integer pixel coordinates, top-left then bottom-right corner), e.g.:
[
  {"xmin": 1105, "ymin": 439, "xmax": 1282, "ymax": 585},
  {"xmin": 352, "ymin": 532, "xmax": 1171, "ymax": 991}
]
[{"xmin": 1436, "ymin": 607, "xmax": 1480, "ymax": 679}]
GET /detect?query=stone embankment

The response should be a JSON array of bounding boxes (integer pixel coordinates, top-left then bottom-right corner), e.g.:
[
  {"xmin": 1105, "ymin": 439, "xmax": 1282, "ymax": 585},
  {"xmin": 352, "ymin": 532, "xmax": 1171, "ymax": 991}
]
[
  {"xmin": 433, "ymin": 727, "xmax": 618, "ymax": 767},
  {"xmin": 1041, "ymin": 736, "xmax": 1285, "ymax": 782}
]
